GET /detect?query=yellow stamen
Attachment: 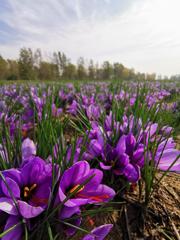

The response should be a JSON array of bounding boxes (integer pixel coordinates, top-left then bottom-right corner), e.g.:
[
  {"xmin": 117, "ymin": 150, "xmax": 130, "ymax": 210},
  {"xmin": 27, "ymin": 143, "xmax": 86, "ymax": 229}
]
[
  {"xmin": 30, "ymin": 184, "xmax": 37, "ymax": 192},
  {"xmin": 24, "ymin": 186, "xmax": 30, "ymax": 192},
  {"xmin": 23, "ymin": 184, "xmax": 37, "ymax": 198}
]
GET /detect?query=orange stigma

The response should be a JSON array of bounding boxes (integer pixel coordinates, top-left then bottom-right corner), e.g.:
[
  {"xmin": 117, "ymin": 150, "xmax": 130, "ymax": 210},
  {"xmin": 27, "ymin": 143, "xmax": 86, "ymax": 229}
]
[
  {"xmin": 22, "ymin": 130, "xmax": 28, "ymax": 138},
  {"xmin": 69, "ymin": 184, "xmax": 84, "ymax": 194},
  {"xmin": 77, "ymin": 193, "xmax": 110, "ymax": 202}
]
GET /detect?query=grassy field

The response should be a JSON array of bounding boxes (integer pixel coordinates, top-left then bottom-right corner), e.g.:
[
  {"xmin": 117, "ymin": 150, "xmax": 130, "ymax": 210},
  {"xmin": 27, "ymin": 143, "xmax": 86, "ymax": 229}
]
[{"xmin": 0, "ymin": 79, "xmax": 179, "ymax": 240}]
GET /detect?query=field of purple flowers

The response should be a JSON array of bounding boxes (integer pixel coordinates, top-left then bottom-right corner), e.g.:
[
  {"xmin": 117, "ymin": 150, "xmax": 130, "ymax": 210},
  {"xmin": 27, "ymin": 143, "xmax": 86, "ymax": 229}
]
[{"xmin": 0, "ymin": 80, "xmax": 179, "ymax": 240}]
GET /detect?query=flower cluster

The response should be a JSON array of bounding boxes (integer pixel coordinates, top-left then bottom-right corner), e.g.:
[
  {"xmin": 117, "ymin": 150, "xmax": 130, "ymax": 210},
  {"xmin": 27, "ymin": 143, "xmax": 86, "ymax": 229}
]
[
  {"xmin": 80, "ymin": 114, "xmax": 180, "ymax": 183},
  {"xmin": 0, "ymin": 139, "xmax": 115, "ymax": 240},
  {"xmin": 0, "ymin": 81, "xmax": 179, "ymax": 239}
]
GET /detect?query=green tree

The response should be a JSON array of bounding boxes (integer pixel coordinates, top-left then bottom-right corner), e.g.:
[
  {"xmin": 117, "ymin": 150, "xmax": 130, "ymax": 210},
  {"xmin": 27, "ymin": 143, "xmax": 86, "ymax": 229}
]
[
  {"xmin": 102, "ymin": 61, "xmax": 113, "ymax": 79},
  {"xmin": 18, "ymin": 48, "xmax": 35, "ymax": 80},
  {"xmin": 113, "ymin": 63, "xmax": 124, "ymax": 79},
  {"xmin": 77, "ymin": 57, "xmax": 86, "ymax": 80},
  {"xmin": 88, "ymin": 59, "xmax": 95, "ymax": 80},
  {"xmin": 0, "ymin": 55, "xmax": 8, "ymax": 80},
  {"xmin": 39, "ymin": 62, "xmax": 55, "ymax": 80},
  {"xmin": 58, "ymin": 51, "xmax": 69, "ymax": 77},
  {"xmin": 6, "ymin": 60, "xmax": 19, "ymax": 80},
  {"xmin": 63, "ymin": 63, "xmax": 77, "ymax": 80},
  {"xmin": 121, "ymin": 67, "xmax": 130, "ymax": 80}
]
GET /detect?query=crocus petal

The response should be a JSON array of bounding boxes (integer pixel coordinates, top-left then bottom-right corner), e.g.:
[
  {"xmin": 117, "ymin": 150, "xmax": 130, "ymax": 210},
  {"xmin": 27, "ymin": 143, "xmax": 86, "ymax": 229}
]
[
  {"xmin": 148, "ymin": 123, "xmax": 158, "ymax": 138},
  {"xmin": 117, "ymin": 153, "xmax": 129, "ymax": 168},
  {"xmin": 3, "ymin": 169, "xmax": 21, "ymax": 187},
  {"xmin": 22, "ymin": 138, "xmax": 36, "ymax": 162},
  {"xmin": 21, "ymin": 157, "xmax": 49, "ymax": 186},
  {"xmin": 18, "ymin": 200, "xmax": 44, "ymax": 219},
  {"xmin": 161, "ymin": 126, "xmax": 173, "ymax": 135},
  {"xmin": 67, "ymin": 198, "xmax": 89, "ymax": 207},
  {"xmin": 60, "ymin": 161, "xmax": 90, "ymax": 193},
  {"xmin": 99, "ymin": 162, "xmax": 112, "ymax": 170},
  {"xmin": 82, "ymin": 224, "xmax": 113, "ymax": 240},
  {"xmin": 60, "ymin": 206, "xmax": 80, "ymax": 219},
  {"xmin": 88, "ymin": 139, "xmax": 102, "ymax": 157},
  {"xmin": 156, "ymin": 149, "xmax": 180, "ymax": 172},
  {"xmin": 77, "ymin": 184, "xmax": 115, "ymax": 204},
  {"xmin": 76, "ymin": 169, "xmax": 103, "ymax": 193},
  {"xmin": 29, "ymin": 180, "xmax": 51, "ymax": 207},
  {"xmin": 1, "ymin": 177, "xmax": 20, "ymax": 198},
  {"xmin": 157, "ymin": 138, "xmax": 176, "ymax": 152},
  {"xmin": 116, "ymin": 135, "xmax": 126, "ymax": 156},
  {"xmin": 123, "ymin": 164, "xmax": 140, "ymax": 182},
  {"xmin": 132, "ymin": 146, "xmax": 144, "ymax": 167},
  {"xmin": 2, "ymin": 216, "xmax": 23, "ymax": 240},
  {"xmin": 126, "ymin": 133, "xmax": 136, "ymax": 156},
  {"xmin": 0, "ymin": 198, "xmax": 18, "ymax": 215}
]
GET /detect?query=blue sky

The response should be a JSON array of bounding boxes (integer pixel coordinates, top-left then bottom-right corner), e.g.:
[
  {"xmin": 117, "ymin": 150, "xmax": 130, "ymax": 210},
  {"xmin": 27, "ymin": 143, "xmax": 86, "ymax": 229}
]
[{"xmin": 0, "ymin": 0, "xmax": 180, "ymax": 76}]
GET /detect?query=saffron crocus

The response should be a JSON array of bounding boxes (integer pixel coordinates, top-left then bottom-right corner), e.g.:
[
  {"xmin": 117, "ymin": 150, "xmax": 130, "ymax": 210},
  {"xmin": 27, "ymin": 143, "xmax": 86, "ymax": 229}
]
[
  {"xmin": 100, "ymin": 135, "xmax": 141, "ymax": 183},
  {"xmin": 22, "ymin": 108, "xmax": 34, "ymax": 122},
  {"xmin": 58, "ymin": 161, "xmax": 115, "ymax": 207},
  {"xmin": 104, "ymin": 112, "xmax": 120, "ymax": 134},
  {"xmin": 52, "ymin": 103, "xmax": 63, "ymax": 117},
  {"xmin": 0, "ymin": 157, "xmax": 52, "ymax": 219},
  {"xmin": 86, "ymin": 104, "xmax": 101, "ymax": 121},
  {"xmin": 82, "ymin": 224, "xmax": 113, "ymax": 240},
  {"xmin": 155, "ymin": 138, "xmax": 180, "ymax": 172},
  {"xmin": 86, "ymin": 128, "xmax": 143, "ymax": 183},
  {"xmin": 67, "ymin": 100, "xmax": 78, "ymax": 115},
  {"xmin": 21, "ymin": 138, "xmax": 36, "ymax": 163}
]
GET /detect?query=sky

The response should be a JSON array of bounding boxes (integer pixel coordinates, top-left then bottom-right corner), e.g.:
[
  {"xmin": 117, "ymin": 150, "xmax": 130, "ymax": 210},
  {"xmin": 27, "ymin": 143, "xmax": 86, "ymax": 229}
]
[{"xmin": 0, "ymin": 0, "xmax": 180, "ymax": 76}]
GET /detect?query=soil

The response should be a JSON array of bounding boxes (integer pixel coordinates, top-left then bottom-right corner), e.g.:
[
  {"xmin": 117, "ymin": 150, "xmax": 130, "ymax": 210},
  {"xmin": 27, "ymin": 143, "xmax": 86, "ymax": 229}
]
[
  {"xmin": 99, "ymin": 172, "xmax": 180, "ymax": 240},
  {"xmin": 71, "ymin": 171, "xmax": 179, "ymax": 240}
]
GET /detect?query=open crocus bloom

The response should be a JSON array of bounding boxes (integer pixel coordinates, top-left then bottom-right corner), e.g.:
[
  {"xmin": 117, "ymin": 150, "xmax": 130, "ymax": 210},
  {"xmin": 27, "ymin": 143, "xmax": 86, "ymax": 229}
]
[
  {"xmin": 0, "ymin": 157, "xmax": 52, "ymax": 219},
  {"xmin": 82, "ymin": 224, "xmax": 113, "ymax": 240},
  {"xmin": 58, "ymin": 161, "xmax": 115, "ymax": 207},
  {"xmin": 155, "ymin": 138, "xmax": 180, "ymax": 172},
  {"xmin": 97, "ymin": 134, "xmax": 143, "ymax": 183}
]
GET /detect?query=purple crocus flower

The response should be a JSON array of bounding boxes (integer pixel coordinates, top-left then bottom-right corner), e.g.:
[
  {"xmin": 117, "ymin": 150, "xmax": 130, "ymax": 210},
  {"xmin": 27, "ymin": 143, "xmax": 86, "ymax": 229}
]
[
  {"xmin": 85, "ymin": 125, "xmax": 143, "ymax": 183},
  {"xmin": 155, "ymin": 138, "xmax": 180, "ymax": 172},
  {"xmin": 86, "ymin": 104, "xmax": 101, "ymax": 121},
  {"xmin": 82, "ymin": 224, "xmax": 113, "ymax": 240},
  {"xmin": 52, "ymin": 103, "xmax": 63, "ymax": 117},
  {"xmin": 58, "ymin": 161, "xmax": 115, "ymax": 207},
  {"xmin": 67, "ymin": 100, "xmax": 78, "ymax": 115},
  {"xmin": 104, "ymin": 112, "xmax": 120, "ymax": 134},
  {"xmin": 22, "ymin": 108, "xmax": 34, "ymax": 122},
  {"xmin": 100, "ymin": 135, "xmax": 141, "ymax": 182},
  {"xmin": 21, "ymin": 138, "xmax": 36, "ymax": 163},
  {"xmin": 0, "ymin": 157, "xmax": 52, "ymax": 219}
]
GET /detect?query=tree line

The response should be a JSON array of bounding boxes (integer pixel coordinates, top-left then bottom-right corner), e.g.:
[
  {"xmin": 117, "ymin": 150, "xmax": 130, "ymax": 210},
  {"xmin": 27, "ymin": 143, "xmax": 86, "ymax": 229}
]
[{"xmin": 0, "ymin": 47, "xmax": 157, "ymax": 81}]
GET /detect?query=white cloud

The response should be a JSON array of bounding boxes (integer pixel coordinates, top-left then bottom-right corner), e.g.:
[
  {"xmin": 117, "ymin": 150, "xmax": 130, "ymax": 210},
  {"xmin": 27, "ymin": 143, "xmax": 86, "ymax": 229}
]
[{"xmin": 0, "ymin": 0, "xmax": 180, "ymax": 76}]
